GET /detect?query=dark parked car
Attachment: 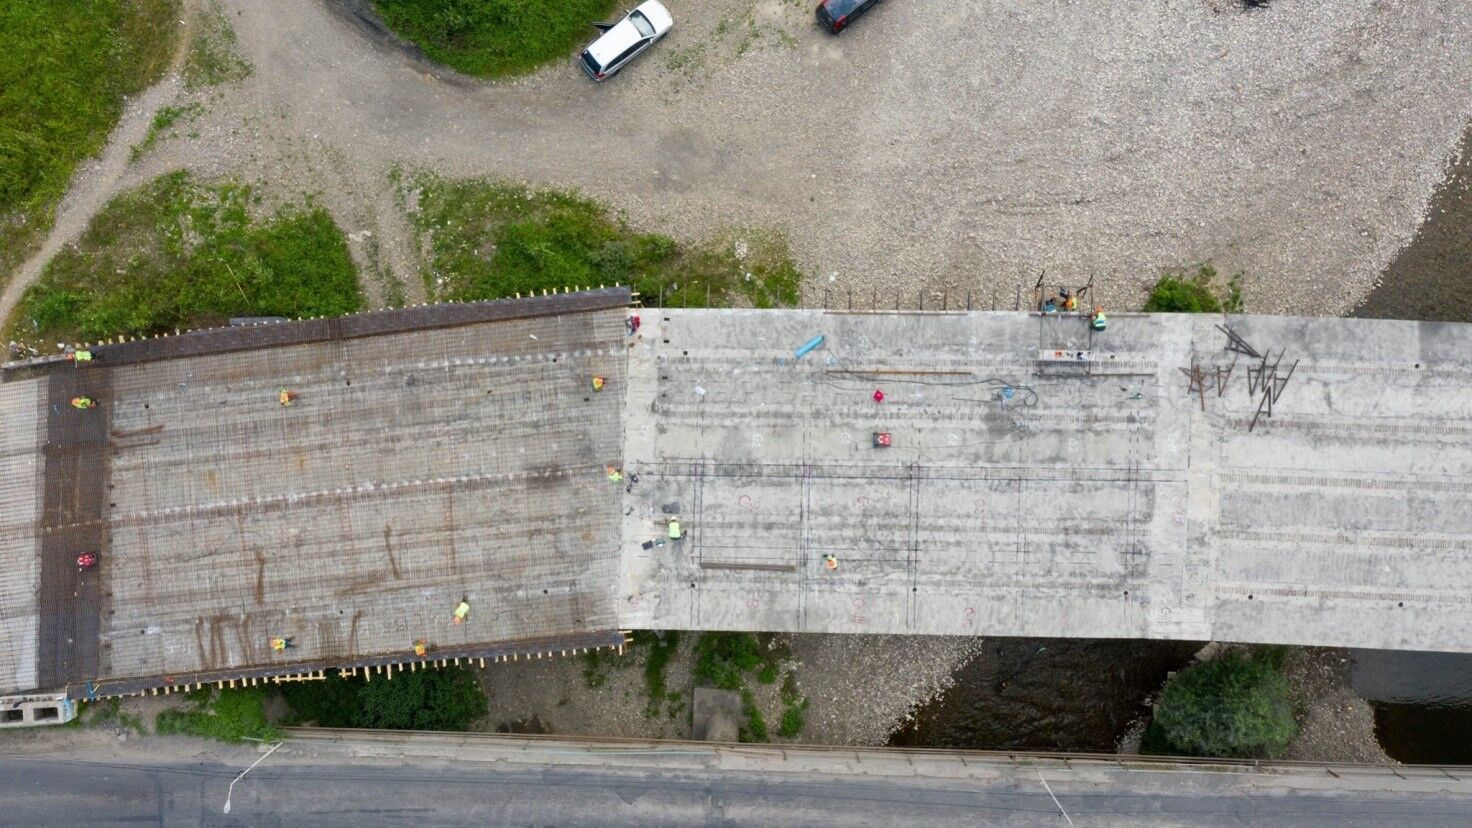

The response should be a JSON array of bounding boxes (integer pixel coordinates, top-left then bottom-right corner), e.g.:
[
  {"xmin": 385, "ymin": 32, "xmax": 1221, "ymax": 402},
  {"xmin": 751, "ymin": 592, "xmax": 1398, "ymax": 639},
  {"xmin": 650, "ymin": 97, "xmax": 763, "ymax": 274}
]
[{"xmin": 816, "ymin": 0, "xmax": 882, "ymax": 33}]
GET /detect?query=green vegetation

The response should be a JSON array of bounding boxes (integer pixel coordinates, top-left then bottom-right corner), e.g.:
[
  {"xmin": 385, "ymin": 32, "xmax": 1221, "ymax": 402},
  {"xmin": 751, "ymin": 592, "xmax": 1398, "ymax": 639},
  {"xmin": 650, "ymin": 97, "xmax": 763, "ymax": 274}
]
[
  {"xmin": 739, "ymin": 688, "xmax": 767, "ymax": 742},
  {"xmin": 776, "ymin": 671, "xmax": 808, "ymax": 739},
  {"xmin": 1147, "ymin": 648, "xmax": 1296, "ymax": 759},
  {"xmin": 693, "ymin": 633, "xmax": 803, "ymax": 742},
  {"xmin": 183, "ymin": 0, "xmax": 251, "ymax": 90},
  {"xmin": 409, "ymin": 174, "xmax": 801, "ymax": 308},
  {"xmin": 280, "ymin": 665, "xmax": 488, "ymax": 730},
  {"xmin": 639, "ymin": 630, "xmax": 680, "ymax": 718},
  {"xmin": 694, "ymin": 632, "xmax": 764, "ymax": 691},
  {"xmin": 1143, "ymin": 265, "xmax": 1244, "ymax": 313},
  {"xmin": 10, "ymin": 171, "xmax": 360, "ymax": 345},
  {"xmin": 81, "ymin": 698, "xmax": 147, "ymax": 734},
  {"xmin": 0, "ymin": 0, "xmax": 179, "ymax": 281},
  {"xmin": 372, "ymin": 0, "xmax": 619, "ymax": 79},
  {"xmin": 582, "ymin": 648, "xmax": 614, "ymax": 689},
  {"xmin": 131, "ymin": 102, "xmax": 203, "ymax": 162},
  {"xmin": 155, "ymin": 686, "xmax": 281, "ymax": 743}
]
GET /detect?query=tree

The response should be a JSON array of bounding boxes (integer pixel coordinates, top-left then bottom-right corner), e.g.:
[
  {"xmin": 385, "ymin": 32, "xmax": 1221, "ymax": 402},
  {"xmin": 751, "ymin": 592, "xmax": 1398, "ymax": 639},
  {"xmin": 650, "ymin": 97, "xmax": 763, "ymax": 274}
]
[{"xmin": 1151, "ymin": 649, "xmax": 1296, "ymax": 758}]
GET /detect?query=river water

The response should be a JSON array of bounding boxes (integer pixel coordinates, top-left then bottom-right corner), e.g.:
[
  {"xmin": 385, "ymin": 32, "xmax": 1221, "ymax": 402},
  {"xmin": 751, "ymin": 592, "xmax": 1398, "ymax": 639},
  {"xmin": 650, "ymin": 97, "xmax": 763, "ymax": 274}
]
[
  {"xmin": 1350, "ymin": 650, "xmax": 1472, "ymax": 764},
  {"xmin": 888, "ymin": 638, "xmax": 1200, "ymax": 752}
]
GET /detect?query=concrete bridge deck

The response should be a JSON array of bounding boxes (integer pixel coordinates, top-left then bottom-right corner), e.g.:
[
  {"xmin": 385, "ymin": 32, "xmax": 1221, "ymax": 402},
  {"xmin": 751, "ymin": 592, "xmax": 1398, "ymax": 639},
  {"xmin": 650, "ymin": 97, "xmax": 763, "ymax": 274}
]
[
  {"xmin": 619, "ymin": 310, "xmax": 1472, "ymax": 651},
  {"xmin": 3, "ymin": 292, "xmax": 1472, "ymax": 699}
]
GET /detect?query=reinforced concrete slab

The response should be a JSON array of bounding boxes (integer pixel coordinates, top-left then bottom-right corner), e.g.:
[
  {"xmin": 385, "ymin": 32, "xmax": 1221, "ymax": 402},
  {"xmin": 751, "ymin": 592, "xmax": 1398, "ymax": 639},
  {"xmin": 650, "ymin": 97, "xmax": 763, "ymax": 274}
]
[
  {"xmin": 619, "ymin": 310, "xmax": 1472, "ymax": 653},
  {"xmin": 0, "ymin": 378, "xmax": 44, "ymax": 695},
  {"xmin": 3, "ymin": 292, "xmax": 632, "ymax": 697}
]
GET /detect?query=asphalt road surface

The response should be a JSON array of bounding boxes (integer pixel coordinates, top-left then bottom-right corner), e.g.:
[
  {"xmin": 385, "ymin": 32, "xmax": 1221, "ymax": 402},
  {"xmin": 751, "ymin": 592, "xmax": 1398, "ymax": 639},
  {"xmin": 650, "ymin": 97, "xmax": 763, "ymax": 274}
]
[{"xmin": 4, "ymin": 753, "xmax": 1472, "ymax": 827}]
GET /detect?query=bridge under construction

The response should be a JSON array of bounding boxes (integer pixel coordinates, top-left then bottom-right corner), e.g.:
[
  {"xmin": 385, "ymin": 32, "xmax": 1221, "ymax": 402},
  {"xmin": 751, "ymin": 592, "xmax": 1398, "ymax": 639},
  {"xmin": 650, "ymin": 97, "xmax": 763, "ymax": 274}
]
[{"xmin": 4, "ymin": 288, "xmax": 1471, "ymax": 706}]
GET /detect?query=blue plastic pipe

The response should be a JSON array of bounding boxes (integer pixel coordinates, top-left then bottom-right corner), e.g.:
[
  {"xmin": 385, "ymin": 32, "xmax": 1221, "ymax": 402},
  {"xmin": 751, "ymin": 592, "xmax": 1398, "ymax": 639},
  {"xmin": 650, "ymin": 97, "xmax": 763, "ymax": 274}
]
[{"xmin": 794, "ymin": 335, "xmax": 825, "ymax": 360}]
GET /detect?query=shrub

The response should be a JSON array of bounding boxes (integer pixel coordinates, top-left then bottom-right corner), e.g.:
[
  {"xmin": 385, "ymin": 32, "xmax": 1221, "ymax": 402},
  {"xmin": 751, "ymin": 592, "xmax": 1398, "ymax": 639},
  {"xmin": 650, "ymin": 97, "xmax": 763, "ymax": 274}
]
[
  {"xmin": 1151, "ymin": 648, "xmax": 1296, "ymax": 759},
  {"xmin": 1143, "ymin": 265, "xmax": 1243, "ymax": 313},
  {"xmin": 155, "ymin": 686, "xmax": 280, "ymax": 743},
  {"xmin": 694, "ymin": 632, "xmax": 763, "ymax": 691},
  {"xmin": 280, "ymin": 665, "xmax": 488, "ymax": 731}
]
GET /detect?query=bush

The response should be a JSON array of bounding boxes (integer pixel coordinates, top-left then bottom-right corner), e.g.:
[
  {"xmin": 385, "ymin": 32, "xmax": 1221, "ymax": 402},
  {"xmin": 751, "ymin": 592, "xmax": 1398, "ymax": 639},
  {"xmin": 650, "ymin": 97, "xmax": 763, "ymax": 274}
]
[
  {"xmin": 694, "ymin": 632, "xmax": 763, "ymax": 691},
  {"xmin": 1151, "ymin": 648, "xmax": 1296, "ymax": 759},
  {"xmin": 1143, "ymin": 265, "xmax": 1243, "ymax": 313},
  {"xmin": 355, "ymin": 666, "xmax": 489, "ymax": 730},
  {"xmin": 280, "ymin": 666, "xmax": 488, "ymax": 731},
  {"xmin": 155, "ymin": 686, "xmax": 281, "ymax": 743},
  {"xmin": 372, "ymin": 0, "xmax": 620, "ymax": 79}
]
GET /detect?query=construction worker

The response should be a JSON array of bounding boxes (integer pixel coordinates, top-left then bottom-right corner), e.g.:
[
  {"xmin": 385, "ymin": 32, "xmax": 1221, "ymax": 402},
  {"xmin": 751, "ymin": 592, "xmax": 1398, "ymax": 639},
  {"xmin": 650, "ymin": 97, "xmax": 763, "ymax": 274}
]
[
  {"xmin": 1042, "ymin": 297, "xmax": 1058, "ymax": 314},
  {"xmin": 1091, "ymin": 306, "xmax": 1108, "ymax": 332},
  {"xmin": 278, "ymin": 388, "xmax": 297, "ymax": 407},
  {"xmin": 1060, "ymin": 288, "xmax": 1077, "ymax": 312},
  {"xmin": 668, "ymin": 519, "xmax": 682, "ymax": 540},
  {"xmin": 626, "ymin": 315, "xmax": 641, "ymax": 336},
  {"xmin": 413, "ymin": 639, "xmax": 428, "ymax": 657},
  {"xmin": 591, "ymin": 376, "xmax": 606, "ymax": 392},
  {"xmin": 824, "ymin": 554, "xmax": 838, "ymax": 571},
  {"xmin": 70, "ymin": 396, "xmax": 96, "ymax": 410},
  {"xmin": 67, "ymin": 349, "xmax": 94, "ymax": 364},
  {"xmin": 872, "ymin": 389, "xmax": 885, "ymax": 403},
  {"xmin": 270, "ymin": 636, "xmax": 294, "ymax": 652},
  {"xmin": 453, "ymin": 600, "xmax": 471, "ymax": 625},
  {"xmin": 606, "ymin": 466, "xmax": 623, "ymax": 482}
]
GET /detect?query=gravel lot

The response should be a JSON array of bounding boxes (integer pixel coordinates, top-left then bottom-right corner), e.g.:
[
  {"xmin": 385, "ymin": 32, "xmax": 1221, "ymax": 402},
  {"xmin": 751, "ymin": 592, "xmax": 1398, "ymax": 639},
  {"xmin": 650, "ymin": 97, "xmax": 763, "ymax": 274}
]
[{"xmin": 10, "ymin": 0, "xmax": 1472, "ymax": 319}]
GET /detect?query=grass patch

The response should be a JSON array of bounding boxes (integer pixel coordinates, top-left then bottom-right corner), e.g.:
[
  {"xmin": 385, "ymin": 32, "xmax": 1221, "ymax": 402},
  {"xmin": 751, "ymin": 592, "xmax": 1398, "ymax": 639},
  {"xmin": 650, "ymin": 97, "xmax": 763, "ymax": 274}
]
[
  {"xmin": 155, "ymin": 686, "xmax": 280, "ymax": 743},
  {"xmin": 1148, "ymin": 647, "xmax": 1295, "ymax": 759},
  {"xmin": 372, "ymin": 0, "xmax": 620, "ymax": 79},
  {"xmin": 407, "ymin": 174, "xmax": 801, "ymax": 307},
  {"xmin": 183, "ymin": 1, "xmax": 251, "ymax": 90},
  {"xmin": 131, "ymin": 102, "xmax": 204, "ymax": 162},
  {"xmin": 280, "ymin": 665, "xmax": 488, "ymax": 730},
  {"xmin": 0, "ymin": 0, "xmax": 180, "ymax": 283},
  {"xmin": 9, "ymin": 171, "xmax": 360, "ymax": 346},
  {"xmin": 1143, "ymin": 264, "xmax": 1243, "ymax": 313}
]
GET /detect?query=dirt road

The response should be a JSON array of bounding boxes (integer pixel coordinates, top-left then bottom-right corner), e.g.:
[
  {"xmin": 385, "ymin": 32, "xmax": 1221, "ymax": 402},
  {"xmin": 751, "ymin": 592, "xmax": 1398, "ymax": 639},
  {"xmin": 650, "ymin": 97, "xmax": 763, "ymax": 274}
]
[{"xmin": 8, "ymin": 0, "xmax": 1472, "ymax": 323}]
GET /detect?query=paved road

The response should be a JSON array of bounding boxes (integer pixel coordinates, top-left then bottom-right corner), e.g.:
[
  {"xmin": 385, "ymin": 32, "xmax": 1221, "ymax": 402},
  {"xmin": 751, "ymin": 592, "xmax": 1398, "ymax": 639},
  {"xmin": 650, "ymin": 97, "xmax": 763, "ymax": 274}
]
[{"xmin": 4, "ymin": 750, "xmax": 1471, "ymax": 826}]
